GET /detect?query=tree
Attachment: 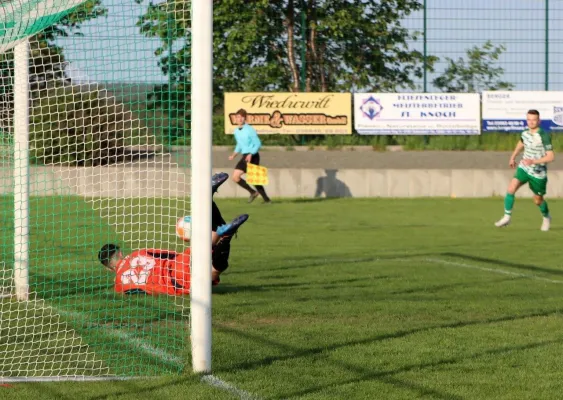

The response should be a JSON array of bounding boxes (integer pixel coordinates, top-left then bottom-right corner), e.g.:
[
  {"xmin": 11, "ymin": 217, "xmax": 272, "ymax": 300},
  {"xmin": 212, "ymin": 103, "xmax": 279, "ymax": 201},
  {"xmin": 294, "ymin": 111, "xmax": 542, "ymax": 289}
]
[
  {"xmin": 32, "ymin": 1, "xmax": 108, "ymax": 88},
  {"xmin": 0, "ymin": 0, "xmax": 110, "ymax": 162},
  {"xmin": 433, "ymin": 40, "xmax": 514, "ymax": 93},
  {"xmin": 136, "ymin": 0, "xmax": 434, "ymax": 113},
  {"xmin": 0, "ymin": 0, "xmax": 117, "ymax": 165}
]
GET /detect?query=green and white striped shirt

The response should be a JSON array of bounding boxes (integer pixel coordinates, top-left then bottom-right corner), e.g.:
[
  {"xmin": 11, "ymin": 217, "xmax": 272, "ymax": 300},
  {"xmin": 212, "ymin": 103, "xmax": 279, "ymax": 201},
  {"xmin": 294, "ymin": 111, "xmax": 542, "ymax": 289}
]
[{"xmin": 519, "ymin": 128, "xmax": 553, "ymax": 179}]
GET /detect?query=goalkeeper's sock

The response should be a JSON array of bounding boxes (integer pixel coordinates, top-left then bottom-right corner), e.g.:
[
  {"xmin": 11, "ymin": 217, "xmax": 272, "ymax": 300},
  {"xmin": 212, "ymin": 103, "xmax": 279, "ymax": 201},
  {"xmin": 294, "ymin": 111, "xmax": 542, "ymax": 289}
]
[
  {"xmin": 504, "ymin": 193, "xmax": 515, "ymax": 215},
  {"xmin": 539, "ymin": 200, "xmax": 550, "ymax": 217},
  {"xmin": 236, "ymin": 178, "xmax": 255, "ymax": 194}
]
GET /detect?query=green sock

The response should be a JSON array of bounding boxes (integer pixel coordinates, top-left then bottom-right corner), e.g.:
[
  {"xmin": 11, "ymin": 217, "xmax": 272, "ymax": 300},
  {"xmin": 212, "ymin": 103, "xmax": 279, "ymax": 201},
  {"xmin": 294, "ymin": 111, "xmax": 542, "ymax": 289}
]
[
  {"xmin": 539, "ymin": 200, "xmax": 550, "ymax": 217},
  {"xmin": 504, "ymin": 193, "xmax": 515, "ymax": 215}
]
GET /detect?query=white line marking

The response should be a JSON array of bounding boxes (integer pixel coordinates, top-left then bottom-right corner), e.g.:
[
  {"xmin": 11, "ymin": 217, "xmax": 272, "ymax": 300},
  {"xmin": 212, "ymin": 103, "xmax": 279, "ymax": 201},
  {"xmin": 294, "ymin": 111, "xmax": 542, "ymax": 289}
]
[
  {"xmin": 0, "ymin": 376, "xmax": 139, "ymax": 383},
  {"xmin": 0, "ymin": 299, "xmax": 176, "ymax": 382},
  {"xmin": 107, "ymin": 325, "xmax": 184, "ymax": 367},
  {"xmin": 55, "ymin": 308, "xmax": 183, "ymax": 368},
  {"xmin": 62, "ymin": 308, "xmax": 264, "ymax": 400},
  {"xmin": 201, "ymin": 374, "xmax": 262, "ymax": 400},
  {"xmin": 424, "ymin": 257, "xmax": 563, "ymax": 284}
]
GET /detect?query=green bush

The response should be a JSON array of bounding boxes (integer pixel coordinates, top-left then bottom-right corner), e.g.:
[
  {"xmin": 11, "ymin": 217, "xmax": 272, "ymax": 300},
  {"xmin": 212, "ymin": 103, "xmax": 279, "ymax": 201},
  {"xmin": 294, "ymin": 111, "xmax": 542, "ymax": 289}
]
[
  {"xmin": 153, "ymin": 113, "xmax": 557, "ymax": 152},
  {"xmin": 208, "ymin": 114, "xmax": 537, "ymax": 151}
]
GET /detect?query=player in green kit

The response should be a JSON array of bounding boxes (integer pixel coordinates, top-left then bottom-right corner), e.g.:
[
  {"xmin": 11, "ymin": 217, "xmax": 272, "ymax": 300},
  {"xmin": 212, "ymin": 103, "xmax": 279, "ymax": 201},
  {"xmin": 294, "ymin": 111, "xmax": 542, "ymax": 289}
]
[{"xmin": 495, "ymin": 109, "xmax": 555, "ymax": 231}]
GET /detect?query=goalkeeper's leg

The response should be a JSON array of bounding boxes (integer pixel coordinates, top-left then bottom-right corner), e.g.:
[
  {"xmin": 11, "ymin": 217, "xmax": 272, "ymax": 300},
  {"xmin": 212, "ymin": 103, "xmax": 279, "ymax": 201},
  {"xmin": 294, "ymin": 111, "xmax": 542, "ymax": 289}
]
[
  {"xmin": 212, "ymin": 172, "xmax": 229, "ymax": 194},
  {"xmin": 211, "ymin": 200, "xmax": 227, "ymax": 246},
  {"xmin": 212, "ymin": 214, "xmax": 249, "ymax": 284},
  {"xmin": 212, "ymin": 236, "xmax": 231, "ymax": 285}
]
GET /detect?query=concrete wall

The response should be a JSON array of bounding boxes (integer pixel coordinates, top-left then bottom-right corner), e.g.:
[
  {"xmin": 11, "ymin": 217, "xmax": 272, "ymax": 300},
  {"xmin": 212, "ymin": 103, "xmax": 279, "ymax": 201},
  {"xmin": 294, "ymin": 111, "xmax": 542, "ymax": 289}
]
[
  {"xmin": 214, "ymin": 169, "xmax": 545, "ymax": 199},
  {"xmin": 0, "ymin": 166, "xmax": 557, "ymax": 198}
]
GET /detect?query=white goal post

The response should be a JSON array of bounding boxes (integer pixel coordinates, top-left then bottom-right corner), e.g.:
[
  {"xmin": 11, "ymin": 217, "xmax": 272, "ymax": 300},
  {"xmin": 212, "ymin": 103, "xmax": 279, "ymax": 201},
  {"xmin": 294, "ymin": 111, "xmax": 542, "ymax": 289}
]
[
  {"xmin": 190, "ymin": 0, "xmax": 213, "ymax": 374},
  {"xmin": 13, "ymin": 39, "xmax": 30, "ymax": 302}
]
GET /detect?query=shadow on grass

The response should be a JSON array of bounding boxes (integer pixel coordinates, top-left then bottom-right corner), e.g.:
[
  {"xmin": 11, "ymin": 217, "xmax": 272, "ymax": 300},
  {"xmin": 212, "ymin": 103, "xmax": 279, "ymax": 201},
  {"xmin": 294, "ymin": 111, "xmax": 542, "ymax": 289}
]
[
  {"xmin": 442, "ymin": 252, "xmax": 563, "ymax": 277},
  {"xmin": 270, "ymin": 338, "xmax": 563, "ymax": 400},
  {"xmin": 212, "ymin": 275, "xmax": 394, "ymax": 295},
  {"xmin": 31, "ymin": 272, "xmax": 112, "ymax": 299},
  {"xmin": 273, "ymin": 197, "xmax": 346, "ymax": 204},
  {"xmin": 389, "ymin": 276, "xmax": 514, "ymax": 295},
  {"xmin": 215, "ymin": 308, "xmax": 563, "ymax": 399},
  {"xmin": 41, "ymin": 376, "xmax": 193, "ymax": 400},
  {"xmin": 226, "ymin": 252, "xmax": 434, "ymax": 276}
]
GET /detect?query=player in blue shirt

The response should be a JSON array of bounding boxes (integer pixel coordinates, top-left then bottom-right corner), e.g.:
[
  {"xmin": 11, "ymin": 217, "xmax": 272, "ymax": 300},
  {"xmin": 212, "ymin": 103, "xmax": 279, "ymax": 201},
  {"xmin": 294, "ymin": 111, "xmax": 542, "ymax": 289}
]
[{"xmin": 228, "ymin": 108, "xmax": 271, "ymax": 203}]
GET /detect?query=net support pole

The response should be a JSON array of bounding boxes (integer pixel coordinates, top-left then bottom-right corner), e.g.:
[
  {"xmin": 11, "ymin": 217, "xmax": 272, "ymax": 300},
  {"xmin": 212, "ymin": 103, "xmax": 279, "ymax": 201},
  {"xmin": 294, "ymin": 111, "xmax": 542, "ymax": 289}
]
[
  {"xmin": 13, "ymin": 39, "xmax": 30, "ymax": 301},
  {"xmin": 190, "ymin": 0, "xmax": 213, "ymax": 373}
]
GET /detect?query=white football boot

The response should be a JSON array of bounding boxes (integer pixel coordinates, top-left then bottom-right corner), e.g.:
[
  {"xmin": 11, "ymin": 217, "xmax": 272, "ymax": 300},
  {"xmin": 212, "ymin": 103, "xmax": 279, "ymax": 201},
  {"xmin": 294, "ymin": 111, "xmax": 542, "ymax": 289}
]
[
  {"xmin": 541, "ymin": 216, "xmax": 551, "ymax": 232},
  {"xmin": 494, "ymin": 215, "xmax": 511, "ymax": 228}
]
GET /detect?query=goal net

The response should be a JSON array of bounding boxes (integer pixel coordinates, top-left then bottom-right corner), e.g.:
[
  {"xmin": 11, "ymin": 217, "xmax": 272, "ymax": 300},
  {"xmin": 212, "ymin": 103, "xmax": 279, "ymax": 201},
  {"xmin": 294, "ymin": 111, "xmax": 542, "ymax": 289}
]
[{"xmin": 0, "ymin": 0, "xmax": 203, "ymax": 380}]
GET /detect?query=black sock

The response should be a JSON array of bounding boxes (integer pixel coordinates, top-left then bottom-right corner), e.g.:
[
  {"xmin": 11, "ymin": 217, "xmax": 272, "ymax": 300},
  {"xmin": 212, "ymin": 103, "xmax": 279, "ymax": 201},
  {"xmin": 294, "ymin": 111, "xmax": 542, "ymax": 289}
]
[
  {"xmin": 255, "ymin": 185, "xmax": 270, "ymax": 201},
  {"xmin": 237, "ymin": 179, "xmax": 255, "ymax": 194},
  {"xmin": 212, "ymin": 236, "xmax": 231, "ymax": 272}
]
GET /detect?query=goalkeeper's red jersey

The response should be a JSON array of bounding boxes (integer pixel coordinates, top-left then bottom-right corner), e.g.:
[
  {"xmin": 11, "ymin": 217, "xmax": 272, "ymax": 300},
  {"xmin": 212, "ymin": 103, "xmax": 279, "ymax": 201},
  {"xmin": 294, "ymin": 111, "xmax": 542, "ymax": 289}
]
[{"xmin": 114, "ymin": 248, "xmax": 191, "ymax": 295}]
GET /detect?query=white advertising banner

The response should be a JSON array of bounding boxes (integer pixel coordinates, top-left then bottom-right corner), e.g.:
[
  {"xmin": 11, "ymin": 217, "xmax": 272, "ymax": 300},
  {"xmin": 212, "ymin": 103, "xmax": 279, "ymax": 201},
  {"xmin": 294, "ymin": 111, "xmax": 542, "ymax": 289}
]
[
  {"xmin": 482, "ymin": 91, "xmax": 563, "ymax": 132},
  {"xmin": 354, "ymin": 93, "xmax": 481, "ymax": 135}
]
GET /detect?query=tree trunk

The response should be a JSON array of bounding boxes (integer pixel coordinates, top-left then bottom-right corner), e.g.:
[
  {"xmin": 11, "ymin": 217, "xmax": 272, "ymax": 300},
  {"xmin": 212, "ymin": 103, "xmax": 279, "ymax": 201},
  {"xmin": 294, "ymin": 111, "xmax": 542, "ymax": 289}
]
[
  {"xmin": 305, "ymin": 0, "xmax": 314, "ymax": 92},
  {"xmin": 319, "ymin": 43, "xmax": 327, "ymax": 92},
  {"xmin": 286, "ymin": 0, "xmax": 300, "ymax": 92}
]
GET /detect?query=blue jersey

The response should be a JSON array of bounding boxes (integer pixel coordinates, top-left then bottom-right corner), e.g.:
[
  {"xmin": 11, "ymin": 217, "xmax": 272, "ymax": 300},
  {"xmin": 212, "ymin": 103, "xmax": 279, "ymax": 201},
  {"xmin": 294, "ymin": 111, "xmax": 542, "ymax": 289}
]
[{"xmin": 234, "ymin": 123, "xmax": 261, "ymax": 155}]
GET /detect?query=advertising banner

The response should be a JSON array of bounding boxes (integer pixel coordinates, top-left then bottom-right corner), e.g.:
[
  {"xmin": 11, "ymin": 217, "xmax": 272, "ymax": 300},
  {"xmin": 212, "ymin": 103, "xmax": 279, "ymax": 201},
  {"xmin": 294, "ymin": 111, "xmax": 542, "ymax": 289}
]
[
  {"xmin": 482, "ymin": 91, "xmax": 563, "ymax": 132},
  {"xmin": 224, "ymin": 92, "xmax": 352, "ymax": 135},
  {"xmin": 353, "ymin": 93, "xmax": 481, "ymax": 135}
]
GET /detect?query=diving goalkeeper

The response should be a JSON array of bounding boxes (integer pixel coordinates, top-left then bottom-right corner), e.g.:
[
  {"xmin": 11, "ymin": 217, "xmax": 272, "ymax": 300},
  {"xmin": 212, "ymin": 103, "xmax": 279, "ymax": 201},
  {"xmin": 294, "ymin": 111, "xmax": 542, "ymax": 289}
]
[{"xmin": 98, "ymin": 172, "xmax": 248, "ymax": 295}]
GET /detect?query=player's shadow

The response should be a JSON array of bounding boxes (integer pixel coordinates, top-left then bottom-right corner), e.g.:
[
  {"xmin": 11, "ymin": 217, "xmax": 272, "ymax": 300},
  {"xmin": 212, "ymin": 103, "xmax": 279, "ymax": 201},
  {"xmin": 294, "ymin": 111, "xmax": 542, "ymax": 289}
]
[
  {"xmin": 212, "ymin": 276, "xmax": 389, "ymax": 295},
  {"xmin": 215, "ymin": 308, "xmax": 563, "ymax": 399},
  {"xmin": 212, "ymin": 283, "xmax": 264, "ymax": 294},
  {"xmin": 442, "ymin": 252, "xmax": 563, "ymax": 276},
  {"xmin": 285, "ymin": 197, "xmax": 344, "ymax": 204},
  {"xmin": 314, "ymin": 169, "xmax": 353, "ymax": 198},
  {"xmin": 226, "ymin": 252, "xmax": 434, "ymax": 276}
]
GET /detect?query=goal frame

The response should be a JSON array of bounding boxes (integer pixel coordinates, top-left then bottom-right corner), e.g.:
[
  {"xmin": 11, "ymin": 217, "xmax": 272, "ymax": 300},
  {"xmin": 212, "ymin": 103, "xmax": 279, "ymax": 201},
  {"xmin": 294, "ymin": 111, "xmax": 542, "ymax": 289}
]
[{"xmin": 10, "ymin": 0, "xmax": 214, "ymax": 375}]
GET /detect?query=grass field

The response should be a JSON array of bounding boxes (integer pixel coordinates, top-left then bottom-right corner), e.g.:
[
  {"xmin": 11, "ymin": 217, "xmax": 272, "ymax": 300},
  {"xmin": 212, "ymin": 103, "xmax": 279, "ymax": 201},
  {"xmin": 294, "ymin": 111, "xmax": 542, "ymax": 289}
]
[{"xmin": 3, "ymin": 197, "xmax": 563, "ymax": 399}]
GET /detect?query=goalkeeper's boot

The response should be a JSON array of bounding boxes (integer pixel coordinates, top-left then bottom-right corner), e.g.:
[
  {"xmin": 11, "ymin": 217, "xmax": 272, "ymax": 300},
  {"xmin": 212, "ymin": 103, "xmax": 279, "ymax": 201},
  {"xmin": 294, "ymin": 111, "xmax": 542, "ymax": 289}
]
[
  {"xmin": 216, "ymin": 214, "xmax": 249, "ymax": 237},
  {"xmin": 494, "ymin": 214, "xmax": 511, "ymax": 228},
  {"xmin": 212, "ymin": 172, "xmax": 229, "ymax": 195}
]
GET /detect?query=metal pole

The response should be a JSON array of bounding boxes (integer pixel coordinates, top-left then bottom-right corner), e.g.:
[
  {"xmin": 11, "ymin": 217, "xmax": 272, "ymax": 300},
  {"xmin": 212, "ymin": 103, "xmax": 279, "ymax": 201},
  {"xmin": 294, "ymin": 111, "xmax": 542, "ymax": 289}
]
[
  {"xmin": 300, "ymin": 0, "xmax": 306, "ymax": 145},
  {"xmin": 423, "ymin": 0, "xmax": 428, "ymax": 146},
  {"xmin": 300, "ymin": 0, "xmax": 306, "ymax": 92},
  {"xmin": 423, "ymin": 0, "xmax": 427, "ymax": 92},
  {"xmin": 545, "ymin": 0, "xmax": 549, "ymax": 90}
]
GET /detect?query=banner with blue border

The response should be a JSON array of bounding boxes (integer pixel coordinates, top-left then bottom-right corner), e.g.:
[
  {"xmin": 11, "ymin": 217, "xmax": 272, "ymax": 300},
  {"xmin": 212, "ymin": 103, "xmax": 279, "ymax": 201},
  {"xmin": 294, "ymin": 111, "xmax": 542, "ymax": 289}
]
[{"xmin": 482, "ymin": 91, "xmax": 563, "ymax": 132}]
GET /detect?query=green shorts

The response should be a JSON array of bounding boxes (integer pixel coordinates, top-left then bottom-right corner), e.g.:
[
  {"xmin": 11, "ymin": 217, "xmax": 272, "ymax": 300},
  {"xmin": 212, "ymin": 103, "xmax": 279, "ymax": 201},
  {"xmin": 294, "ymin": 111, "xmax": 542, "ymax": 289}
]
[{"xmin": 514, "ymin": 167, "xmax": 547, "ymax": 196}]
